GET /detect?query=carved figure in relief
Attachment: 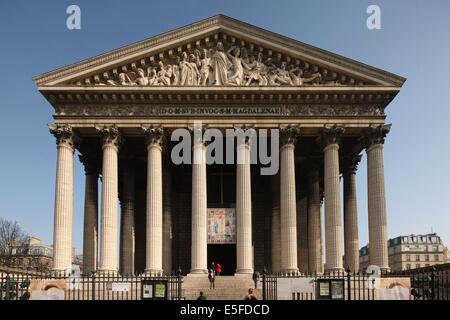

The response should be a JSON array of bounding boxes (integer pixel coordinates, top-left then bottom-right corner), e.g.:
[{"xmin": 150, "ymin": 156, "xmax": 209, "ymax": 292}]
[
  {"xmin": 245, "ymin": 52, "xmax": 268, "ymax": 86},
  {"xmin": 289, "ymin": 67, "xmax": 322, "ymax": 85},
  {"xmin": 197, "ymin": 48, "xmax": 212, "ymax": 86},
  {"xmin": 211, "ymin": 41, "xmax": 232, "ymax": 85},
  {"xmin": 157, "ymin": 61, "xmax": 171, "ymax": 86},
  {"xmin": 135, "ymin": 68, "xmax": 149, "ymax": 86},
  {"xmin": 226, "ymin": 46, "xmax": 245, "ymax": 85}
]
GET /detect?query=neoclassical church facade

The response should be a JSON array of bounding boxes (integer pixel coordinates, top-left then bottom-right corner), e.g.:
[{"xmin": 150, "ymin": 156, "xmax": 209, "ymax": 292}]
[{"xmin": 33, "ymin": 15, "xmax": 405, "ymax": 276}]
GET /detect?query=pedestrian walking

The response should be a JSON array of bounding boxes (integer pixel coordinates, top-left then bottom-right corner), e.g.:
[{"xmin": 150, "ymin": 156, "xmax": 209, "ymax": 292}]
[
  {"xmin": 208, "ymin": 268, "xmax": 215, "ymax": 289},
  {"xmin": 252, "ymin": 271, "xmax": 259, "ymax": 289}
]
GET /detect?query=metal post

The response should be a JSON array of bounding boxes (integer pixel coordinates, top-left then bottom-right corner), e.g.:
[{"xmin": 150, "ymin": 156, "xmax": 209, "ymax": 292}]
[
  {"xmin": 262, "ymin": 269, "xmax": 267, "ymax": 300},
  {"xmin": 177, "ymin": 266, "xmax": 182, "ymax": 300},
  {"xmin": 346, "ymin": 267, "xmax": 351, "ymax": 300},
  {"xmin": 91, "ymin": 273, "xmax": 96, "ymax": 300}
]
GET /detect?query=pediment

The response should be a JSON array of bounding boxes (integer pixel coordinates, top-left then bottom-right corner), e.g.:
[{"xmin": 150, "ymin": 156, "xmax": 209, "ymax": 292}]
[{"xmin": 33, "ymin": 15, "xmax": 405, "ymax": 88}]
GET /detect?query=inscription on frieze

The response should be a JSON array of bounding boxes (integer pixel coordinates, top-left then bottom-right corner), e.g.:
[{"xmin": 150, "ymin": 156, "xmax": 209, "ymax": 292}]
[{"xmin": 55, "ymin": 104, "xmax": 384, "ymax": 117}]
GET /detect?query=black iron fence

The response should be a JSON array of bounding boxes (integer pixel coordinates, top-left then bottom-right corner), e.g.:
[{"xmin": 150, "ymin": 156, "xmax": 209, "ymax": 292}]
[
  {"xmin": 262, "ymin": 270, "xmax": 375, "ymax": 300},
  {"xmin": 0, "ymin": 271, "xmax": 182, "ymax": 300},
  {"xmin": 262, "ymin": 268, "xmax": 450, "ymax": 300},
  {"xmin": 390, "ymin": 268, "xmax": 450, "ymax": 300}
]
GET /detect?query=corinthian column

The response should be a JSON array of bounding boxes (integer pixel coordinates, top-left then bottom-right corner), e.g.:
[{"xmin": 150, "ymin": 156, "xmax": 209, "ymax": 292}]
[
  {"xmin": 190, "ymin": 126, "xmax": 208, "ymax": 274},
  {"xmin": 97, "ymin": 125, "xmax": 122, "ymax": 273},
  {"xmin": 320, "ymin": 125, "xmax": 345, "ymax": 273},
  {"xmin": 236, "ymin": 136, "xmax": 253, "ymax": 274},
  {"xmin": 271, "ymin": 174, "xmax": 281, "ymax": 272},
  {"xmin": 307, "ymin": 164, "xmax": 323, "ymax": 274},
  {"xmin": 163, "ymin": 158, "xmax": 173, "ymax": 273},
  {"xmin": 343, "ymin": 154, "xmax": 361, "ymax": 272},
  {"xmin": 79, "ymin": 154, "xmax": 99, "ymax": 275},
  {"xmin": 120, "ymin": 158, "xmax": 135, "ymax": 275},
  {"xmin": 143, "ymin": 126, "xmax": 164, "ymax": 275},
  {"xmin": 363, "ymin": 124, "xmax": 391, "ymax": 272},
  {"xmin": 280, "ymin": 126, "xmax": 300, "ymax": 273},
  {"xmin": 49, "ymin": 124, "xmax": 75, "ymax": 272}
]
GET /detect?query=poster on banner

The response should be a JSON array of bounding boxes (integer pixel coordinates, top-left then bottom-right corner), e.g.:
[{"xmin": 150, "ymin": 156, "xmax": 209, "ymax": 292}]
[
  {"xmin": 30, "ymin": 279, "xmax": 66, "ymax": 300},
  {"xmin": 207, "ymin": 208, "xmax": 236, "ymax": 244},
  {"xmin": 106, "ymin": 282, "xmax": 131, "ymax": 292},
  {"xmin": 374, "ymin": 277, "xmax": 412, "ymax": 300}
]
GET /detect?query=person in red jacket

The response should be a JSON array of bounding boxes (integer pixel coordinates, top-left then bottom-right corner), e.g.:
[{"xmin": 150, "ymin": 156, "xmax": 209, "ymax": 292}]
[{"xmin": 215, "ymin": 262, "xmax": 222, "ymax": 276}]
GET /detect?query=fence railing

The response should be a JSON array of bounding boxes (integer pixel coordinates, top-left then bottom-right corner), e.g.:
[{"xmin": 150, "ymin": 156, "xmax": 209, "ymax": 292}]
[
  {"xmin": 262, "ymin": 270, "xmax": 375, "ymax": 300},
  {"xmin": 0, "ymin": 271, "xmax": 182, "ymax": 300},
  {"xmin": 262, "ymin": 268, "xmax": 450, "ymax": 300},
  {"xmin": 389, "ymin": 268, "xmax": 450, "ymax": 300}
]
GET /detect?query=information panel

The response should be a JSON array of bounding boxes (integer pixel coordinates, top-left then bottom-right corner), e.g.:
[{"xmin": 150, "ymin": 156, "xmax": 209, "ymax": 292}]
[{"xmin": 207, "ymin": 208, "xmax": 236, "ymax": 244}]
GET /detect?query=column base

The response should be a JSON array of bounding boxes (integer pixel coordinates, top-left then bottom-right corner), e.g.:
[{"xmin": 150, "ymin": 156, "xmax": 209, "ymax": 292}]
[
  {"xmin": 144, "ymin": 269, "xmax": 163, "ymax": 276},
  {"xmin": 235, "ymin": 268, "xmax": 253, "ymax": 274},
  {"xmin": 189, "ymin": 269, "xmax": 208, "ymax": 275},
  {"xmin": 281, "ymin": 268, "xmax": 299, "ymax": 274},
  {"xmin": 324, "ymin": 267, "xmax": 345, "ymax": 275},
  {"xmin": 96, "ymin": 269, "xmax": 119, "ymax": 276}
]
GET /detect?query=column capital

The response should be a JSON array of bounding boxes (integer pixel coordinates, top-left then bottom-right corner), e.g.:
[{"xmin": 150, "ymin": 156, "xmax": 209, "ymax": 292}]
[
  {"xmin": 142, "ymin": 125, "xmax": 164, "ymax": 149},
  {"xmin": 78, "ymin": 154, "xmax": 101, "ymax": 175},
  {"xmin": 49, "ymin": 124, "xmax": 78, "ymax": 149},
  {"xmin": 280, "ymin": 125, "xmax": 301, "ymax": 148},
  {"xmin": 188, "ymin": 124, "xmax": 209, "ymax": 146},
  {"xmin": 343, "ymin": 154, "xmax": 362, "ymax": 175},
  {"xmin": 361, "ymin": 124, "xmax": 391, "ymax": 149},
  {"xmin": 317, "ymin": 125, "xmax": 345, "ymax": 149},
  {"xmin": 96, "ymin": 125, "xmax": 123, "ymax": 148}
]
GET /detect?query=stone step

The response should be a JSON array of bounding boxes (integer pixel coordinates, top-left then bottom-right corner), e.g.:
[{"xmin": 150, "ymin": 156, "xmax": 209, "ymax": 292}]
[{"xmin": 182, "ymin": 275, "xmax": 261, "ymax": 300}]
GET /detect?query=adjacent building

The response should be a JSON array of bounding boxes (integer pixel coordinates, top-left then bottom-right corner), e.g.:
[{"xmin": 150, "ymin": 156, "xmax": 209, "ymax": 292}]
[{"xmin": 360, "ymin": 233, "xmax": 450, "ymax": 272}]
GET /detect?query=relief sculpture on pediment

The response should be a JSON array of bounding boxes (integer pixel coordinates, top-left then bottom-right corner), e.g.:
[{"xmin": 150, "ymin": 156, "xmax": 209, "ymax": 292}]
[{"xmin": 90, "ymin": 38, "xmax": 350, "ymax": 87}]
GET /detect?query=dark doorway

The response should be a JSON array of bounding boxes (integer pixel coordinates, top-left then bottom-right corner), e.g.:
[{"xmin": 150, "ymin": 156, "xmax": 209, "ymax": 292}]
[{"xmin": 207, "ymin": 244, "xmax": 236, "ymax": 275}]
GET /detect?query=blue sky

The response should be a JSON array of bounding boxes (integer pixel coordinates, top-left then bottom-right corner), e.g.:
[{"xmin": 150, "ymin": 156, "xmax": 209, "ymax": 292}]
[{"xmin": 0, "ymin": 0, "xmax": 449, "ymax": 255}]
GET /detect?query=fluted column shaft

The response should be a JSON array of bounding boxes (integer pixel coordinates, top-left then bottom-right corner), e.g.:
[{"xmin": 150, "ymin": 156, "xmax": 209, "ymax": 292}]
[
  {"xmin": 163, "ymin": 161, "xmax": 173, "ymax": 273},
  {"xmin": 98, "ymin": 126, "xmax": 121, "ymax": 273},
  {"xmin": 145, "ymin": 140, "xmax": 163, "ymax": 275},
  {"xmin": 271, "ymin": 174, "xmax": 281, "ymax": 272},
  {"xmin": 280, "ymin": 144, "xmax": 298, "ymax": 272},
  {"xmin": 297, "ymin": 193, "xmax": 309, "ymax": 273},
  {"xmin": 344, "ymin": 168, "xmax": 360, "ymax": 272},
  {"xmin": 307, "ymin": 168, "xmax": 323, "ymax": 274},
  {"xmin": 236, "ymin": 142, "xmax": 253, "ymax": 274},
  {"xmin": 367, "ymin": 144, "xmax": 389, "ymax": 271},
  {"xmin": 121, "ymin": 162, "xmax": 135, "ymax": 275},
  {"xmin": 82, "ymin": 167, "xmax": 98, "ymax": 274},
  {"xmin": 191, "ymin": 141, "xmax": 208, "ymax": 274},
  {"xmin": 50, "ymin": 125, "xmax": 74, "ymax": 272},
  {"xmin": 324, "ymin": 143, "xmax": 344, "ymax": 272}
]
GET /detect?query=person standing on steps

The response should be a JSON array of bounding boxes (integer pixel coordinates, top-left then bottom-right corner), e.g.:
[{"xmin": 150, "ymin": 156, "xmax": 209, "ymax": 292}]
[
  {"xmin": 208, "ymin": 268, "xmax": 215, "ymax": 289},
  {"xmin": 252, "ymin": 271, "xmax": 259, "ymax": 289},
  {"xmin": 215, "ymin": 262, "xmax": 222, "ymax": 276},
  {"xmin": 197, "ymin": 291, "xmax": 207, "ymax": 300},
  {"xmin": 211, "ymin": 261, "xmax": 216, "ymax": 274}
]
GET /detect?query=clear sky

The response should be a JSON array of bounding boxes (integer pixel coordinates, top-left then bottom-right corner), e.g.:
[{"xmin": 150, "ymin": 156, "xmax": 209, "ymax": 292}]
[{"xmin": 0, "ymin": 0, "xmax": 449, "ymax": 255}]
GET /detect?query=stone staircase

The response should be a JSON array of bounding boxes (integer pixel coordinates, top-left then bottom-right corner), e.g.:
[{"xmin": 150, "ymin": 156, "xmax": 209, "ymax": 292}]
[{"xmin": 182, "ymin": 274, "xmax": 262, "ymax": 300}]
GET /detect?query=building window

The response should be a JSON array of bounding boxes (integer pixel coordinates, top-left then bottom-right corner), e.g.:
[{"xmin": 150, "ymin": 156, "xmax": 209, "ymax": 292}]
[
  {"xmin": 416, "ymin": 255, "xmax": 420, "ymax": 261},
  {"xmin": 434, "ymin": 254, "xmax": 439, "ymax": 261},
  {"xmin": 406, "ymin": 264, "xmax": 411, "ymax": 270},
  {"xmin": 416, "ymin": 264, "xmax": 420, "ymax": 269},
  {"xmin": 425, "ymin": 255, "xmax": 429, "ymax": 261},
  {"xmin": 406, "ymin": 254, "xmax": 411, "ymax": 262}
]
